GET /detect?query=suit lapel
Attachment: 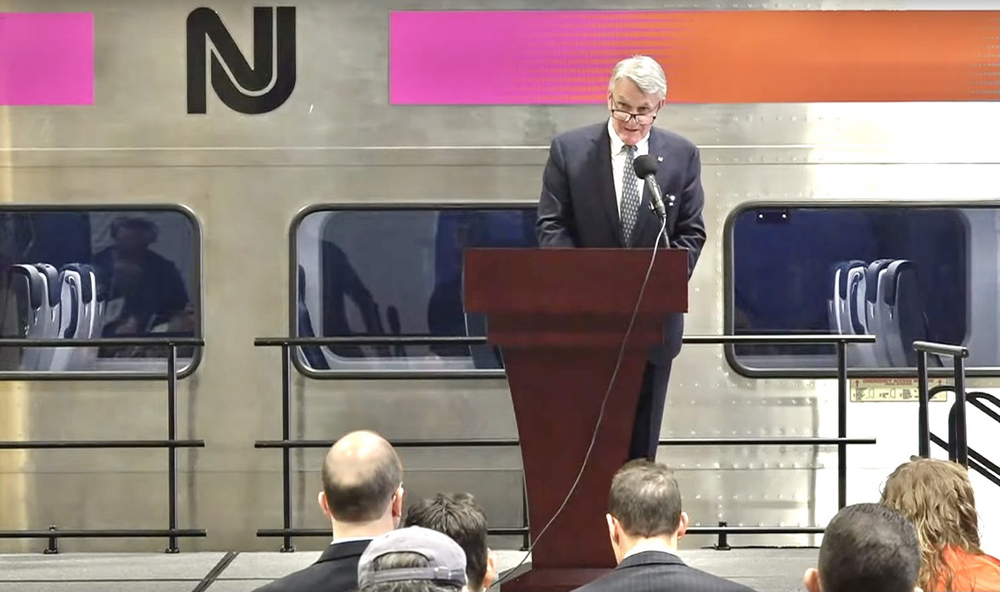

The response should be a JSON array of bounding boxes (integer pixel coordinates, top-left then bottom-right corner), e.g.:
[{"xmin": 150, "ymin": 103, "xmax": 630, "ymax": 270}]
[
  {"xmin": 634, "ymin": 130, "xmax": 666, "ymax": 245},
  {"xmin": 594, "ymin": 125, "xmax": 625, "ymax": 246}
]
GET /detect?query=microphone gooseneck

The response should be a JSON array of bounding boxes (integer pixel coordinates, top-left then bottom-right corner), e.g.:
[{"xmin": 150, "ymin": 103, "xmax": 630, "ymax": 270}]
[{"xmin": 633, "ymin": 154, "xmax": 667, "ymax": 223}]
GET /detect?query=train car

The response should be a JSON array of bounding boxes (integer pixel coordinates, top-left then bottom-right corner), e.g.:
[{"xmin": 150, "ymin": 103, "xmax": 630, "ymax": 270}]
[{"xmin": 0, "ymin": 0, "xmax": 997, "ymax": 575}]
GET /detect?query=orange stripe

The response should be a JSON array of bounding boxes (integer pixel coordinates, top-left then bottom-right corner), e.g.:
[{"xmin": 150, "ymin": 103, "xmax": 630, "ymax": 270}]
[{"xmin": 662, "ymin": 11, "xmax": 1000, "ymax": 102}]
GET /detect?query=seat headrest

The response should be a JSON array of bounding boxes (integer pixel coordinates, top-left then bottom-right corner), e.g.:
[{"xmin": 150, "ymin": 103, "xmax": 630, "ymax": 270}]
[
  {"xmin": 865, "ymin": 260, "xmax": 893, "ymax": 303},
  {"xmin": 61, "ymin": 264, "xmax": 94, "ymax": 303},
  {"xmin": 11, "ymin": 264, "xmax": 44, "ymax": 310},
  {"xmin": 883, "ymin": 260, "xmax": 914, "ymax": 305},
  {"xmin": 34, "ymin": 263, "xmax": 61, "ymax": 307},
  {"xmin": 838, "ymin": 260, "xmax": 865, "ymax": 299}
]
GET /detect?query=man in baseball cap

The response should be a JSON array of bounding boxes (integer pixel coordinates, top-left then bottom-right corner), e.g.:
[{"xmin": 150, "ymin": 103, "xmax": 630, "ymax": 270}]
[{"xmin": 357, "ymin": 526, "xmax": 468, "ymax": 592}]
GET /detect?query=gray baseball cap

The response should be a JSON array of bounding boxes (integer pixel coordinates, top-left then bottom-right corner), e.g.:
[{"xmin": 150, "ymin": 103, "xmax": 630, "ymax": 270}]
[{"xmin": 357, "ymin": 526, "xmax": 468, "ymax": 588}]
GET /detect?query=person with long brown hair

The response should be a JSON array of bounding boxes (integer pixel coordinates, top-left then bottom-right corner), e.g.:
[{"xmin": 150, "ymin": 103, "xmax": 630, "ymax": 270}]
[{"xmin": 880, "ymin": 457, "xmax": 999, "ymax": 592}]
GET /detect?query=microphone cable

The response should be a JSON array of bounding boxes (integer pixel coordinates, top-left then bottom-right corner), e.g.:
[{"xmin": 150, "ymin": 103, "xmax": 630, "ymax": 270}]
[{"xmin": 490, "ymin": 214, "xmax": 669, "ymax": 588}]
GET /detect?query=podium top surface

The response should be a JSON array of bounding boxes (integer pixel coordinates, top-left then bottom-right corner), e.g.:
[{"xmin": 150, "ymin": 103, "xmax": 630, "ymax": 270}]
[{"xmin": 463, "ymin": 247, "xmax": 688, "ymax": 316}]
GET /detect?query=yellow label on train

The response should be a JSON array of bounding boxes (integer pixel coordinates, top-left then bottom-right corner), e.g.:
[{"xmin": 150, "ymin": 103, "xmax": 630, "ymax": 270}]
[{"xmin": 851, "ymin": 378, "xmax": 950, "ymax": 402}]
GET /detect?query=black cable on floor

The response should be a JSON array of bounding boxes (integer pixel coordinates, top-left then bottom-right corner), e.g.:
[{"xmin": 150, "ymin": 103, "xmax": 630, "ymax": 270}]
[{"xmin": 190, "ymin": 551, "xmax": 239, "ymax": 592}]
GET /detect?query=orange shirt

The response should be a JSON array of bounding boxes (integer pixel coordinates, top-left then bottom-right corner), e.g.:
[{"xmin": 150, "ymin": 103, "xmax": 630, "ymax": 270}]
[{"xmin": 931, "ymin": 546, "xmax": 1000, "ymax": 592}]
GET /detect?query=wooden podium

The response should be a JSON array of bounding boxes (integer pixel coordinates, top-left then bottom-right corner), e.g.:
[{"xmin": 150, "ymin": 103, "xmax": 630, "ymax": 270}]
[{"xmin": 463, "ymin": 248, "xmax": 689, "ymax": 592}]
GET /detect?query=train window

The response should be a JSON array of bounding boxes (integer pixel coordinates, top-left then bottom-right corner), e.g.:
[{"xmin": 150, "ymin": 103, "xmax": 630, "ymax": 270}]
[
  {"xmin": 724, "ymin": 204, "xmax": 989, "ymax": 377},
  {"xmin": 293, "ymin": 205, "xmax": 537, "ymax": 376},
  {"xmin": 0, "ymin": 207, "xmax": 201, "ymax": 378}
]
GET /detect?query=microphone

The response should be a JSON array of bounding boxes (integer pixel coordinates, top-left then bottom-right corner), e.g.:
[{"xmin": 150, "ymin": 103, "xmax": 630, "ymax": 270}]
[{"xmin": 633, "ymin": 154, "xmax": 667, "ymax": 223}]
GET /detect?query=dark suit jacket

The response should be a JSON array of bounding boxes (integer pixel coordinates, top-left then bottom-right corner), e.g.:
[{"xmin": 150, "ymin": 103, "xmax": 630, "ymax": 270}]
[
  {"xmin": 252, "ymin": 539, "xmax": 370, "ymax": 592},
  {"xmin": 536, "ymin": 122, "xmax": 707, "ymax": 362},
  {"xmin": 575, "ymin": 550, "xmax": 757, "ymax": 592}
]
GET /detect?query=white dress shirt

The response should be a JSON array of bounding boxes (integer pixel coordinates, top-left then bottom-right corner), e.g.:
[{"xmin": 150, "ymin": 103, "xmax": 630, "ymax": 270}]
[
  {"xmin": 608, "ymin": 117, "xmax": 651, "ymax": 220},
  {"xmin": 330, "ymin": 535, "xmax": 373, "ymax": 545}
]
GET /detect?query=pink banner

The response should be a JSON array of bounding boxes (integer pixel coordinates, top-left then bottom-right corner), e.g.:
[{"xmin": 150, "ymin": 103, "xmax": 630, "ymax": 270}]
[
  {"xmin": 390, "ymin": 11, "xmax": 627, "ymax": 105},
  {"xmin": 389, "ymin": 10, "xmax": 1000, "ymax": 104},
  {"xmin": 0, "ymin": 13, "xmax": 94, "ymax": 106}
]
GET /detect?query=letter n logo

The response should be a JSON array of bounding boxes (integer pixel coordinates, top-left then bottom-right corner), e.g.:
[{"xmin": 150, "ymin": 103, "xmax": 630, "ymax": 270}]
[{"xmin": 186, "ymin": 6, "xmax": 296, "ymax": 114}]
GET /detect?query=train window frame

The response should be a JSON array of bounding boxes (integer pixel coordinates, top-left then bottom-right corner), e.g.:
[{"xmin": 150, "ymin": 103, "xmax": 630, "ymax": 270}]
[
  {"xmin": 0, "ymin": 204, "xmax": 203, "ymax": 381},
  {"xmin": 722, "ymin": 199, "xmax": 1000, "ymax": 379},
  {"xmin": 288, "ymin": 202, "xmax": 537, "ymax": 379}
]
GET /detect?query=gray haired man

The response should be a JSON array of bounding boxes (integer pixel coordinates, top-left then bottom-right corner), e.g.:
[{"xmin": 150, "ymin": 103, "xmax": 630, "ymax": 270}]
[{"xmin": 536, "ymin": 55, "xmax": 707, "ymax": 460}]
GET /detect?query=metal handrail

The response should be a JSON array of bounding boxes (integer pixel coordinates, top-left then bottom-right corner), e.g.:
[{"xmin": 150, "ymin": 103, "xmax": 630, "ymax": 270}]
[
  {"xmin": 255, "ymin": 437, "xmax": 877, "ymax": 449},
  {"xmin": 257, "ymin": 524, "xmax": 827, "ymax": 541},
  {"xmin": 254, "ymin": 336, "xmax": 486, "ymax": 347},
  {"xmin": 911, "ymin": 341, "xmax": 969, "ymax": 358},
  {"xmin": 915, "ymin": 341, "xmax": 970, "ymax": 465},
  {"xmin": 256, "ymin": 334, "xmax": 877, "ymax": 346},
  {"xmin": 0, "ymin": 337, "xmax": 203, "ymax": 347},
  {"xmin": 0, "ymin": 527, "xmax": 208, "ymax": 556},
  {"xmin": 0, "ymin": 440, "xmax": 203, "ymax": 450},
  {"xmin": 0, "ymin": 528, "xmax": 206, "ymax": 538},
  {"xmin": 916, "ymin": 369, "xmax": 1000, "ymax": 490},
  {"xmin": 0, "ymin": 337, "xmax": 206, "ymax": 553},
  {"xmin": 254, "ymin": 333, "xmax": 875, "ymax": 551}
]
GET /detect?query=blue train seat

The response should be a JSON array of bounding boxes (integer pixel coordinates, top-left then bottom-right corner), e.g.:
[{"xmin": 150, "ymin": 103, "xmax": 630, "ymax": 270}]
[
  {"xmin": 50, "ymin": 265, "xmax": 87, "ymax": 371},
  {"xmin": 846, "ymin": 263, "xmax": 868, "ymax": 335},
  {"xmin": 89, "ymin": 263, "xmax": 106, "ymax": 343},
  {"xmin": 875, "ymin": 260, "xmax": 936, "ymax": 368},
  {"xmin": 33, "ymin": 263, "xmax": 62, "ymax": 370},
  {"xmin": 832, "ymin": 261, "xmax": 878, "ymax": 367},
  {"xmin": 9, "ymin": 264, "xmax": 46, "ymax": 370},
  {"xmin": 856, "ymin": 259, "xmax": 893, "ymax": 366},
  {"xmin": 76, "ymin": 264, "xmax": 101, "ymax": 369},
  {"xmin": 830, "ymin": 257, "xmax": 942, "ymax": 369},
  {"xmin": 831, "ymin": 260, "xmax": 865, "ymax": 335}
]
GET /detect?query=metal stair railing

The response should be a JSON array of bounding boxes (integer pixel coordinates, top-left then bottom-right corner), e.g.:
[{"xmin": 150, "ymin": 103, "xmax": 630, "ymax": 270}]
[
  {"xmin": 918, "ymin": 384, "xmax": 1000, "ymax": 488},
  {"xmin": 914, "ymin": 341, "xmax": 1000, "ymax": 489},
  {"xmin": 253, "ymin": 333, "xmax": 876, "ymax": 551},
  {"xmin": 0, "ymin": 337, "xmax": 206, "ymax": 553},
  {"xmin": 914, "ymin": 341, "xmax": 969, "ymax": 465}
]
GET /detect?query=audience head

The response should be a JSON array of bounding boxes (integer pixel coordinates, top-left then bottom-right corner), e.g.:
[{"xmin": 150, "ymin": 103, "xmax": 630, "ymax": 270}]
[
  {"xmin": 319, "ymin": 430, "xmax": 404, "ymax": 537},
  {"xmin": 357, "ymin": 526, "xmax": 467, "ymax": 592},
  {"xmin": 804, "ymin": 503, "xmax": 920, "ymax": 592},
  {"xmin": 605, "ymin": 459, "xmax": 688, "ymax": 562},
  {"xmin": 404, "ymin": 493, "xmax": 496, "ymax": 591},
  {"xmin": 880, "ymin": 457, "xmax": 982, "ymax": 590}
]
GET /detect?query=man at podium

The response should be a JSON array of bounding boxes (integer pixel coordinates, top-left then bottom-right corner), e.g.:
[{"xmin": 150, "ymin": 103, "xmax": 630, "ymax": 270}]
[{"xmin": 535, "ymin": 55, "xmax": 707, "ymax": 461}]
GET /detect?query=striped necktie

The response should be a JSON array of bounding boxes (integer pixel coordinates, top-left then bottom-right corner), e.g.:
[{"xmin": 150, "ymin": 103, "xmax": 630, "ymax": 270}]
[{"xmin": 620, "ymin": 145, "xmax": 641, "ymax": 246}]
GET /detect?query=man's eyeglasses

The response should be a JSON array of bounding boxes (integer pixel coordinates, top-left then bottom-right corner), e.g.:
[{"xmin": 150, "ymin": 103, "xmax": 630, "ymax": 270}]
[{"xmin": 611, "ymin": 109, "xmax": 657, "ymax": 125}]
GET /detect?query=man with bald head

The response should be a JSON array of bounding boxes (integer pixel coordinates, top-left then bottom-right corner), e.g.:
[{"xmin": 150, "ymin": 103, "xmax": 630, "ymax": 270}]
[{"xmin": 254, "ymin": 430, "xmax": 404, "ymax": 592}]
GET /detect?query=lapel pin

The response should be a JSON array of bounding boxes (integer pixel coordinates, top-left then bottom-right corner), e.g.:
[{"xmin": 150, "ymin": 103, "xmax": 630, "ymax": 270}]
[{"xmin": 657, "ymin": 156, "xmax": 663, "ymax": 162}]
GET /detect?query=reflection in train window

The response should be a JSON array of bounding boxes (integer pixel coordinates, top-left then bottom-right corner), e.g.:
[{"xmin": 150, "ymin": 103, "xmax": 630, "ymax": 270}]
[
  {"xmin": 294, "ymin": 206, "xmax": 537, "ymax": 374},
  {"xmin": 725, "ymin": 205, "xmax": 991, "ymax": 377},
  {"xmin": 0, "ymin": 208, "xmax": 200, "ymax": 376}
]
